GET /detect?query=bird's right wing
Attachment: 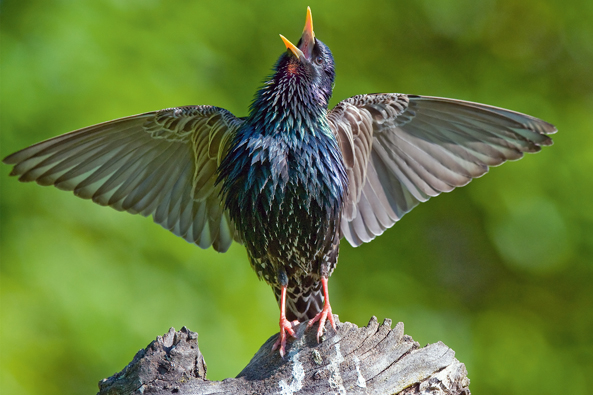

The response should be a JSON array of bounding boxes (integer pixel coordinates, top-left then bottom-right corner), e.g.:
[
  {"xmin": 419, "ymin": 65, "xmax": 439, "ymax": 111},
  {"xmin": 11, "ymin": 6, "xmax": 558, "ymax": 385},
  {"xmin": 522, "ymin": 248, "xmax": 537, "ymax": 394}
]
[
  {"xmin": 3, "ymin": 106, "xmax": 245, "ymax": 252},
  {"xmin": 328, "ymin": 94, "xmax": 556, "ymax": 247}
]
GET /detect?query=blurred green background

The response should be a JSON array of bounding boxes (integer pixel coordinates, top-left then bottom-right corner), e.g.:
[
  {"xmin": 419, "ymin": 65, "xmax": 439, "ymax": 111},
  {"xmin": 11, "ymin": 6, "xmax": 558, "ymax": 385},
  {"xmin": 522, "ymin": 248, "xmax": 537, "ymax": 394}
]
[{"xmin": 1, "ymin": 0, "xmax": 592, "ymax": 394}]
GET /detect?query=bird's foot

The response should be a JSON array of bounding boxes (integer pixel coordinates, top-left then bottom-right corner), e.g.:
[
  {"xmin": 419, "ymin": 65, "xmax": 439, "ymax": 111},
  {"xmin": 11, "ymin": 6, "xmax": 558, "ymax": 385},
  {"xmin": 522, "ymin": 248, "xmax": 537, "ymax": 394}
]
[
  {"xmin": 307, "ymin": 302, "xmax": 336, "ymax": 342},
  {"xmin": 272, "ymin": 317, "xmax": 299, "ymax": 358}
]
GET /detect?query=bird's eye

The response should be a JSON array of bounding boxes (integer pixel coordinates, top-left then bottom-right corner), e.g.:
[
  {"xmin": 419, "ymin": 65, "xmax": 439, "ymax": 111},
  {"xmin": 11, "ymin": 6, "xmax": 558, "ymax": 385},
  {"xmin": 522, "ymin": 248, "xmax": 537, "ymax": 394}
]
[{"xmin": 315, "ymin": 56, "xmax": 323, "ymax": 65}]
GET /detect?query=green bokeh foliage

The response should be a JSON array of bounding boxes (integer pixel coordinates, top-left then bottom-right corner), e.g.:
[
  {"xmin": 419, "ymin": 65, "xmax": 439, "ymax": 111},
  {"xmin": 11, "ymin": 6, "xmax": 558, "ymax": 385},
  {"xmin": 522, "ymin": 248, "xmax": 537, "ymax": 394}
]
[{"xmin": 1, "ymin": 1, "xmax": 592, "ymax": 394}]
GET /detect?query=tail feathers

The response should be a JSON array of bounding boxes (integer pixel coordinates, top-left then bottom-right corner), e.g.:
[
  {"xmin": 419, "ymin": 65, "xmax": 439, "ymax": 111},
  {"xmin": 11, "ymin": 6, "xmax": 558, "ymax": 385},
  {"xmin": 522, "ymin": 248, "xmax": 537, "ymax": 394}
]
[{"xmin": 275, "ymin": 280, "xmax": 323, "ymax": 322}]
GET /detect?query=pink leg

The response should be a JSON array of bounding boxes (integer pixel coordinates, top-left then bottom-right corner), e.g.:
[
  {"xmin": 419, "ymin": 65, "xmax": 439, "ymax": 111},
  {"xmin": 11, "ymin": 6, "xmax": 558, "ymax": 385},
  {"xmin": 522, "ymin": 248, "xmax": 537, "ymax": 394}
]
[
  {"xmin": 307, "ymin": 277, "xmax": 336, "ymax": 342},
  {"xmin": 272, "ymin": 285, "xmax": 298, "ymax": 357}
]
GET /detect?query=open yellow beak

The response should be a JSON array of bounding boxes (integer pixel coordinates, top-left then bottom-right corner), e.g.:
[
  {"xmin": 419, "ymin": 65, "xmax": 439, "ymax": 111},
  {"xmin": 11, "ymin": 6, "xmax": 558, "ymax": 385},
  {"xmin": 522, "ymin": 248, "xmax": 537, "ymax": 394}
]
[{"xmin": 280, "ymin": 7, "xmax": 316, "ymax": 60}]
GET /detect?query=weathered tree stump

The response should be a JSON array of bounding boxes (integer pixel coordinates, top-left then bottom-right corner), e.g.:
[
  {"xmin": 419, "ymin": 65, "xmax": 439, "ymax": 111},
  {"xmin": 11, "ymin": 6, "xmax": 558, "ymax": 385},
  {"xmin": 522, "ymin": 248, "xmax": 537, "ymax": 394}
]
[{"xmin": 98, "ymin": 316, "xmax": 470, "ymax": 394}]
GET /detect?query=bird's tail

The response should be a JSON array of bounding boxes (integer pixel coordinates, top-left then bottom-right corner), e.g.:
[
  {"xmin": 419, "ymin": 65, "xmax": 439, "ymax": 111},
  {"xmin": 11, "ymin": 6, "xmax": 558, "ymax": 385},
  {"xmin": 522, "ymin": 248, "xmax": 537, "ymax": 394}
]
[{"xmin": 275, "ymin": 279, "xmax": 323, "ymax": 322}]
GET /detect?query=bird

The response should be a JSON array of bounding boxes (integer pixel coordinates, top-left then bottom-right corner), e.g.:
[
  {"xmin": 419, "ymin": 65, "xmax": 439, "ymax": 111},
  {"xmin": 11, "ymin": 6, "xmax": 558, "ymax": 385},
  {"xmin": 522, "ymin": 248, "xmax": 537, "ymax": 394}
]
[{"xmin": 3, "ymin": 7, "xmax": 556, "ymax": 357}]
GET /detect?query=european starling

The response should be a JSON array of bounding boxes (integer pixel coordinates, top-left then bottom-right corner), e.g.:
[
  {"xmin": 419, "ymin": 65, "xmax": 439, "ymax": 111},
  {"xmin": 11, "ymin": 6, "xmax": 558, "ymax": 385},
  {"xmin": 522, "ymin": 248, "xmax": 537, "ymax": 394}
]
[{"xmin": 3, "ymin": 8, "xmax": 556, "ymax": 357}]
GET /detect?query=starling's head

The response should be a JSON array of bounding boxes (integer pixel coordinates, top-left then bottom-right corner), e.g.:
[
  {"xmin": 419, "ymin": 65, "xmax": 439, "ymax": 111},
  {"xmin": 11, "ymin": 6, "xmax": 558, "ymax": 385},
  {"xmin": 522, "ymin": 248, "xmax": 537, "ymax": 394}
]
[{"xmin": 276, "ymin": 7, "xmax": 335, "ymax": 105}]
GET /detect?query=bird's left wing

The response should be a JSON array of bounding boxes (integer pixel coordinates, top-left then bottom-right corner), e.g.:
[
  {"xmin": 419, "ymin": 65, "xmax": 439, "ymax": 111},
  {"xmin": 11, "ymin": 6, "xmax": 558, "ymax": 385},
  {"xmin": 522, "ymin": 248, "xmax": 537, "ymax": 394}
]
[
  {"xmin": 3, "ymin": 106, "xmax": 245, "ymax": 252},
  {"xmin": 328, "ymin": 94, "xmax": 556, "ymax": 247}
]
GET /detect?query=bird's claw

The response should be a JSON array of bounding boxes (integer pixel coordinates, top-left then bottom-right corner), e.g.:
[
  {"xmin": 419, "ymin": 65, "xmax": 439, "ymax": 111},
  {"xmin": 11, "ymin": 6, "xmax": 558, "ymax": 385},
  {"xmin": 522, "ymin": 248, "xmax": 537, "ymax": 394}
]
[
  {"xmin": 272, "ymin": 318, "xmax": 299, "ymax": 357},
  {"xmin": 307, "ymin": 303, "xmax": 336, "ymax": 342}
]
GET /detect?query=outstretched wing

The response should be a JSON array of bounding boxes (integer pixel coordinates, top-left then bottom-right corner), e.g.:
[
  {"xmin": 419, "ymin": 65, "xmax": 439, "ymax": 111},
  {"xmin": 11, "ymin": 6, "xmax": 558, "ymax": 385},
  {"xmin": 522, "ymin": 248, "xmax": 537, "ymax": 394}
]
[
  {"xmin": 3, "ymin": 105, "xmax": 245, "ymax": 252},
  {"xmin": 328, "ymin": 94, "xmax": 556, "ymax": 247}
]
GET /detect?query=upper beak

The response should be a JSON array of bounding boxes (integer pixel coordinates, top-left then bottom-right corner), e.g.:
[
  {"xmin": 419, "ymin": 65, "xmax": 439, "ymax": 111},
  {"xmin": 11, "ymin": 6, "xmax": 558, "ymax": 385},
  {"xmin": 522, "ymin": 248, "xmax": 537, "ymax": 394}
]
[{"xmin": 280, "ymin": 7, "xmax": 316, "ymax": 61}]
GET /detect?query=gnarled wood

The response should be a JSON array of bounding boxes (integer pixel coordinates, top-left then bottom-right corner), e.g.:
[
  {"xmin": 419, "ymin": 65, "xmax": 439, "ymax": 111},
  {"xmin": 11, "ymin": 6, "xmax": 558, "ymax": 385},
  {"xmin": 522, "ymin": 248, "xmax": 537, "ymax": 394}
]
[{"xmin": 98, "ymin": 316, "xmax": 470, "ymax": 394}]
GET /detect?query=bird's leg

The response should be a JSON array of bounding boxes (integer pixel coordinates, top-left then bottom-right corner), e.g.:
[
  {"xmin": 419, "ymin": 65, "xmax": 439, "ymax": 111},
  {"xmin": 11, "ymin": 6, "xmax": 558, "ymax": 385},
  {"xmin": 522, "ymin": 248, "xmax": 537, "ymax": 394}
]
[
  {"xmin": 307, "ymin": 276, "xmax": 336, "ymax": 342},
  {"xmin": 272, "ymin": 285, "xmax": 298, "ymax": 357}
]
